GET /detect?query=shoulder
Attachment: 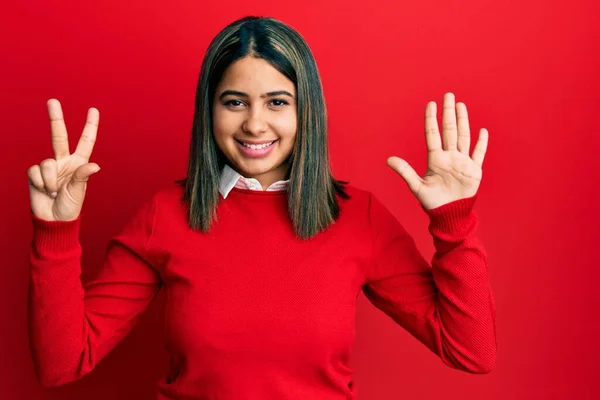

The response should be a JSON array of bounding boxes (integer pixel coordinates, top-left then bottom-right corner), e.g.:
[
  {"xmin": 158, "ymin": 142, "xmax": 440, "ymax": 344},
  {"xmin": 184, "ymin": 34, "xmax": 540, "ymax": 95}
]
[
  {"xmin": 150, "ymin": 182, "xmax": 186, "ymax": 204},
  {"xmin": 135, "ymin": 182, "xmax": 188, "ymax": 226},
  {"xmin": 335, "ymin": 182, "xmax": 377, "ymax": 222},
  {"xmin": 337, "ymin": 182, "xmax": 372, "ymax": 201},
  {"xmin": 337, "ymin": 183, "xmax": 400, "ymax": 226},
  {"xmin": 336, "ymin": 182, "xmax": 376, "ymax": 210}
]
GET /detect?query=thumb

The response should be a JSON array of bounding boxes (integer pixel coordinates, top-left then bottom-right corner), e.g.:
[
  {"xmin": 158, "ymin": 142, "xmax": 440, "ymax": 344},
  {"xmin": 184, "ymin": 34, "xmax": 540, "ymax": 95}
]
[
  {"xmin": 67, "ymin": 163, "xmax": 101, "ymax": 201},
  {"xmin": 386, "ymin": 156, "xmax": 422, "ymax": 195}
]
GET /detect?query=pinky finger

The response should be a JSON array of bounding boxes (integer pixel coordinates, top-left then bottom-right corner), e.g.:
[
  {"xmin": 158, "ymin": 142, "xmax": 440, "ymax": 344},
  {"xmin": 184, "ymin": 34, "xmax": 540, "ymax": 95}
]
[
  {"xmin": 27, "ymin": 165, "xmax": 45, "ymax": 192},
  {"xmin": 472, "ymin": 128, "xmax": 489, "ymax": 167}
]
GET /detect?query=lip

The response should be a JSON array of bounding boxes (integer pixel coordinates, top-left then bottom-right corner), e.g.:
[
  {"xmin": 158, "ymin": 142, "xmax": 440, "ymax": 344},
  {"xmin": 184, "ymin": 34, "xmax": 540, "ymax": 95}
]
[
  {"xmin": 235, "ymin": 139, "xmax": 278, "ymax": 145},
  {"xmin": 236, "ymin": 139, "xmax": 278, "ymax": 158}
]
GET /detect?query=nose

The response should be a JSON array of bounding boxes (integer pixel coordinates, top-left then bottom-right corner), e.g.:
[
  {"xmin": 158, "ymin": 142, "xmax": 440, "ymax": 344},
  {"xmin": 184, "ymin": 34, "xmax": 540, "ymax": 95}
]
[{"xmin": 242, "ymin": 108, "xmax": 268, "ymax": 136}]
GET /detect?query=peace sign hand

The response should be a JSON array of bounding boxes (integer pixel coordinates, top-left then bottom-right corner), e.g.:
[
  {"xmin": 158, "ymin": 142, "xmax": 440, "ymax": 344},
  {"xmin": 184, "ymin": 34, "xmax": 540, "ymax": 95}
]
[
  {"xmin": 27, "ymin": 99, "xmax": 102, "ymax": 222},
  {"xmin": 387, "ymin": 92, "xmax": 489, "ymax": 210}
]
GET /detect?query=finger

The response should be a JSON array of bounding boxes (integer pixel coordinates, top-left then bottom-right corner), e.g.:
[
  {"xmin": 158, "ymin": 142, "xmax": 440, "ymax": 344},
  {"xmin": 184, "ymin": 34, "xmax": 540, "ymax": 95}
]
[
  {"xmin": 424, "ymin": 101, "xmax": 442, "ymax": 152},
  {"xmin": 472, "ymin": 128, "xmax": 489, "ymax": 167},
  {"xmin": 74, "ymin": 107, "xmax": 100, "ymax": 162},
  {"xmin": 67, "ymin": 163, "xmax": 101, "ymax": 203},
  {"xmin": 442, "ymin": 92, "xmax": 457, "ymax": 151},
  {"xmin": 456, "ymin": 102, "xmax": 471, "ymax": 155},
  {"xmin": 39, "ymin": 158, "xmax": 59, "ymax": 197},
  {"xmin": 27, "ymin": 165, "xmax": 45, "ymax": 192},
  {"xmin": 47, "ymin": 99, "xmax": 71, "ymax": 160},
  {"xmin": 387, "ymin": 156, "xmax": 423, "ymax": 195}
]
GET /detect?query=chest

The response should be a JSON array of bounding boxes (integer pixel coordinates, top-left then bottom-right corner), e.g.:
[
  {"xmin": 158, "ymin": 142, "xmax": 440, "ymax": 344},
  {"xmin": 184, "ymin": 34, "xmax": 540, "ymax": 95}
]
[{"xmin": 161, "ymin": 225, "xmax": 368, "ymax": 367}]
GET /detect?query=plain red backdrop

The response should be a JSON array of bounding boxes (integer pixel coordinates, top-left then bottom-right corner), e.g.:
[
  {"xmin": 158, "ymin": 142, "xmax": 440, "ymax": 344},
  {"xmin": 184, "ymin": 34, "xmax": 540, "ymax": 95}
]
[{"xmin": 1, "ymin": 0, "xmax": 599, "ymax": 399}]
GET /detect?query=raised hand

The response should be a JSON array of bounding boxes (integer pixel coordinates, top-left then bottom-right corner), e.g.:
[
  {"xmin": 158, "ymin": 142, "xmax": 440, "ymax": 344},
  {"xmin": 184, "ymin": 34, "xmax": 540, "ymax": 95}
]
[
  {"xmin": 387, "ymin": 92, "xmax": 489, "ymax": 210},
  {"xmin": 27, "ymin": 99, "xmax": 102, "ymax": 221}
]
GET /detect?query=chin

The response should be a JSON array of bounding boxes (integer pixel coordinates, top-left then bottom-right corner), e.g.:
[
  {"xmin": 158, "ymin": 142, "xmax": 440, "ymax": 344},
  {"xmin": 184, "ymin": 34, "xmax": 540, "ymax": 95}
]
[
  {"xmin": 234, "ymin": 156, "xmax": 287, "ymax": 178},
  {"xmin": 237, "ymin": 161, "xmax": 277, "ymax": 176}
]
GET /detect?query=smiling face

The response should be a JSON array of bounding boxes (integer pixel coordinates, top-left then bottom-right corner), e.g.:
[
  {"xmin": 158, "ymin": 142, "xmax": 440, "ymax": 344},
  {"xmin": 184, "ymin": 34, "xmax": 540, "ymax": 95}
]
[{"xmin": 212, "ymin": 56, "xmax": 297, "ymax": 189}]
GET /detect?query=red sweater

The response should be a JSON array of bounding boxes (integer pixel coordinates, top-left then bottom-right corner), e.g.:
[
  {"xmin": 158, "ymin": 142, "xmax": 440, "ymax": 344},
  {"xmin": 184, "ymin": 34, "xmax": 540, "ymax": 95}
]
[{"xmin": 28, "ymin": 183, "xmax": 496, "ymax": 399}]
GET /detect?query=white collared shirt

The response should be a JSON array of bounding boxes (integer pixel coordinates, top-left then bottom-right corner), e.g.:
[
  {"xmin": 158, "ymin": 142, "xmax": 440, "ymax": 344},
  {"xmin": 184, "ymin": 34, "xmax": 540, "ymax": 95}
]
[{"xmin": 218, "ymin": 164, "xmax": 289, "ymax": 199}]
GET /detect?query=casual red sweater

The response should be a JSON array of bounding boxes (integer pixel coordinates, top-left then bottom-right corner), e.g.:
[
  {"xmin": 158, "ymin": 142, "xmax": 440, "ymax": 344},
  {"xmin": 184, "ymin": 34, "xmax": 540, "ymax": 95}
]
[{"xmin": 28, "ymin": 183, "xmax": 496, "ymax": 399}]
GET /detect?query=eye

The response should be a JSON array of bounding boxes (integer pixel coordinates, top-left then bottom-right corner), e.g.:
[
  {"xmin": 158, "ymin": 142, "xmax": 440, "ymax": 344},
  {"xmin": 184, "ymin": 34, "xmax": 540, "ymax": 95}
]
[
  {"xmin": 224, "ymin": 100, "xmax": 245, "ymax": 108},
  {"xmin": 269, "ymin": 99, "xmax": 289, "ymax": 107}
]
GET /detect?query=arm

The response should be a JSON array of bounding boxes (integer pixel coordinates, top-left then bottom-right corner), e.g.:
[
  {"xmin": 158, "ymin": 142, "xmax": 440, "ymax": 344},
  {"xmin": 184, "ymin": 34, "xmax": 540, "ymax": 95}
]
[
  {"xmin": 28, "ymin": 195, "xmax": 163, "ymax": 387},
  {"xmin": 362, "ymin": 192, "xmax": 496, "ymax": 374}
]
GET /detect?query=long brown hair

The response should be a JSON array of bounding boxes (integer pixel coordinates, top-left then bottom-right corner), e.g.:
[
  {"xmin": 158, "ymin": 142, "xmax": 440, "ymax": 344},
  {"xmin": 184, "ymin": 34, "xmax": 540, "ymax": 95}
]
[{"xmin": 175, "ymin": 16, "xmax": 349, "ymax": 239}]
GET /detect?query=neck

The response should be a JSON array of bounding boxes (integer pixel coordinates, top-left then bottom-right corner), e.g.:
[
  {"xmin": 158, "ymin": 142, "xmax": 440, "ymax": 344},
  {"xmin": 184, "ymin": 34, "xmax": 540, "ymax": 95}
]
[{"xmin": 233, "ymin": 164, "xmax": 289, "ymax": 189}]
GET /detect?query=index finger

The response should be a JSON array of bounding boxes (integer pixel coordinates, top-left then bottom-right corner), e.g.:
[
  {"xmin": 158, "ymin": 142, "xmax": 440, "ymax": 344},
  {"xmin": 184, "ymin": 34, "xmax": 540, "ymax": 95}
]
[
  {"xmin": 74, "ymin": 107, "xmax": 99, "ymax": 161},
  {"xmin": 47, "ymin": 99, "xmax": 71, "ymax": 160},
  {"xmin": 424, "ymin": 101, "xmax": 442, "ymax": 152}
]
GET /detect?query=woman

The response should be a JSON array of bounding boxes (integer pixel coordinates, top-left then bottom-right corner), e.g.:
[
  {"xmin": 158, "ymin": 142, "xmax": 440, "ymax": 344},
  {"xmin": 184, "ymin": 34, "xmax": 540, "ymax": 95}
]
[{"xmin": 27, "ymin": 15, "xmax": 496, "ymax": 399}]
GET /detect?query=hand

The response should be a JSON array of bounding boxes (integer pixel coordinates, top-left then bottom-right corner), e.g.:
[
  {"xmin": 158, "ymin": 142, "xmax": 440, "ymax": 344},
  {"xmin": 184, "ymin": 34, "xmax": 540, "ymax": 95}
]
[
  {"xmin": 387, "ymin": 92, "xmax": 489, "ymax": 210},
  {"xmin": 27, "ymin": 99, "xmax": 101, "ymax": 222}
]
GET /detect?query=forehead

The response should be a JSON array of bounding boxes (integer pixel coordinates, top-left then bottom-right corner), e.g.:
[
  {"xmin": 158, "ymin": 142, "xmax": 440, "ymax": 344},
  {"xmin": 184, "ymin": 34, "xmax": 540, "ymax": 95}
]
[{"xmin": 217, "ymin": 56, "xmax": 295, "ymax": 93}]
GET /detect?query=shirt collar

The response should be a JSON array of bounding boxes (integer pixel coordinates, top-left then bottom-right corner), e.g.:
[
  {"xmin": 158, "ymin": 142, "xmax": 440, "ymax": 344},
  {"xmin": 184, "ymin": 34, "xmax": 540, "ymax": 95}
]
[{"xmin": 218, "ymin": 163, "xmax": 289, "ymax": 199}]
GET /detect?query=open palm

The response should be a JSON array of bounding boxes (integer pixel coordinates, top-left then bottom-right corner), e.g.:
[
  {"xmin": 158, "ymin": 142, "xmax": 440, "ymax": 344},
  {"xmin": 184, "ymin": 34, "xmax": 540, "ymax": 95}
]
[{"xmin": 387, "ymin": 92, "xmax": 489, "ymax": 210}]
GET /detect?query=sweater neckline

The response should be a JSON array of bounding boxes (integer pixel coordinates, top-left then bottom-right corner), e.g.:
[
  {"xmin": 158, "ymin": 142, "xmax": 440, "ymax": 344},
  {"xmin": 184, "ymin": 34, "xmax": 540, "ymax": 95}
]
[{"xmin": 229, "ymin": 186, "xmax": 288, "ymax": 197}]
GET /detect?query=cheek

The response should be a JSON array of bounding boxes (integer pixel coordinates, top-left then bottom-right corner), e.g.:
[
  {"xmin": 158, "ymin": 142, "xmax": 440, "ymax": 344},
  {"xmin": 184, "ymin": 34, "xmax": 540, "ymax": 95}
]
[
  {"xmin": 273, "ymin": 112, "xmax": 298, "ymax": 139},
  {"xmin": 212, "ymin": 110, "xmax": 235, "ymax": 142}
]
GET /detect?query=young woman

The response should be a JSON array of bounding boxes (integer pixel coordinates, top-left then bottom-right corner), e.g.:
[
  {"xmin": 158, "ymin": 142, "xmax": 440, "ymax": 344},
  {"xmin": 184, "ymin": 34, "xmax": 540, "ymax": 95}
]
[{"xmin": 27, "ymin": 15, "xmax": 496, "ymax": 400}]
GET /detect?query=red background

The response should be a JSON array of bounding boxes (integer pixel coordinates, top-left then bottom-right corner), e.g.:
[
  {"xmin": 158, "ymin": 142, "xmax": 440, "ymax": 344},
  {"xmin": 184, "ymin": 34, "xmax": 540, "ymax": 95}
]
[{"xmin": 2, "ymin": 0, "xmax": 599, "ymax": 399}]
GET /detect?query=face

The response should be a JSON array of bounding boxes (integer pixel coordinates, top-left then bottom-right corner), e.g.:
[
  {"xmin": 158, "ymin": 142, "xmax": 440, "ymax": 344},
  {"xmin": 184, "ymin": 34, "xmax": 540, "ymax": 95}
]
[{"xmin": 212, "ymin": 56, "xmax": 297, "ymax": 189}]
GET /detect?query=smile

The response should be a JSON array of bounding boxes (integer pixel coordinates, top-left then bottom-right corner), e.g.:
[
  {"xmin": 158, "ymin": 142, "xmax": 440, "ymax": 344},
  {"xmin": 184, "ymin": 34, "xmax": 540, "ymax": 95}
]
[
  {"xmin": 237, "ymin": 140, "xmax": 276, "ymax": 149},
  {"xmin": 235, "ymin": 139, "xmax": 278, "ymax": 158}
]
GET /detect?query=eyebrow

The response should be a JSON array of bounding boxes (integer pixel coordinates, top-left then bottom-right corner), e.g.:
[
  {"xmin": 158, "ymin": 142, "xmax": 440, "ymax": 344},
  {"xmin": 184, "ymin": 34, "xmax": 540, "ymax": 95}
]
[{"xmin": 218, "ymin": 90, "xmax": 295, "ymax": 100}]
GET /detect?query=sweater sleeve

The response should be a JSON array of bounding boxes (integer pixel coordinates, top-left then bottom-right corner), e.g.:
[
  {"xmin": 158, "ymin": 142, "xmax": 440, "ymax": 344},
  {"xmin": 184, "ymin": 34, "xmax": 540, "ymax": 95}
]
[
  {"xmin": 28, "ymin": 195, "xmax": 163, "ymax": 387},
  {"xmin": 362, "ymin": 192, "xmax": 496, "ymax": 374}
]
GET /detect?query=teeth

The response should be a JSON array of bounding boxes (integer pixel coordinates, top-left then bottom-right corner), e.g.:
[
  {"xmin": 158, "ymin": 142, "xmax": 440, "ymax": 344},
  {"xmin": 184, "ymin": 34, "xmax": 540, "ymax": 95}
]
[{"xmin": 241, "ymin": 141, "xmax": 274, "ymax": 150}]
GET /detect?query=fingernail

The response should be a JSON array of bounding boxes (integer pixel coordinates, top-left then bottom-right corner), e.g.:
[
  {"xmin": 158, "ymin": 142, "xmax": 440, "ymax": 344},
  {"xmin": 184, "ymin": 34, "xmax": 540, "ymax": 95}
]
[{"xmin": 50, "ymin": 192, "xmax": 57, "ymax": 198}]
